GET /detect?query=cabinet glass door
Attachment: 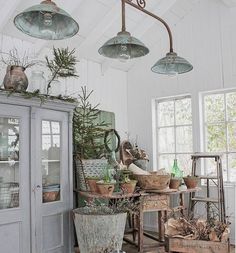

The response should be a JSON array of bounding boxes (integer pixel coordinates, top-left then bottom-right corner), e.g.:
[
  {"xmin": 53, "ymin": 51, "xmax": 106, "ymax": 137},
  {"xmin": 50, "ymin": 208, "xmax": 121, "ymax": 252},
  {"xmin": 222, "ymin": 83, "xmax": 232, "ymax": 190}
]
[
  {"xmin": 33, "ymin": 108, "xmax": 70, "ymax": 253},
  {"xmin": 42, "ymin": 120, "xmax": 61, "ymax": 203},
  {"xmin": 0, "ymin": 105, "xmax": 30, "ymax": 253},
  {"xmin": 0, "ymin": 117, "xmax": 19, "ymax": 209}
]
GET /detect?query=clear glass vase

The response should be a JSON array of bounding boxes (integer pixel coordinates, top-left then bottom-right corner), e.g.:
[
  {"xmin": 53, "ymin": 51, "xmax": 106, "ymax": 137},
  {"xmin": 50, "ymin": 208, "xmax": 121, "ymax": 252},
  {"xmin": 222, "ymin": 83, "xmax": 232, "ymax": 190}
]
[
  {"xmin": 49, "ymin": 79, "xmax": 61, "ymax": 96},
  {"xmin": 30, "ymin": 71, "xmax": 46, "ymax": 94}
]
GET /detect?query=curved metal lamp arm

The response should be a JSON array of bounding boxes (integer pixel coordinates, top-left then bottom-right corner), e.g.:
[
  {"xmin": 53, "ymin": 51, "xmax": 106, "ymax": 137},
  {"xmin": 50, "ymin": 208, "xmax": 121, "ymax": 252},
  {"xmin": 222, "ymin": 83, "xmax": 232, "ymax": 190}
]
[
  {"xmin": 122, "ymin": 0, "xmax": 126, "ymax": 31},
  {"xmin": 123, "ymin": 0, "xmax": 174, "ymax": 53}
]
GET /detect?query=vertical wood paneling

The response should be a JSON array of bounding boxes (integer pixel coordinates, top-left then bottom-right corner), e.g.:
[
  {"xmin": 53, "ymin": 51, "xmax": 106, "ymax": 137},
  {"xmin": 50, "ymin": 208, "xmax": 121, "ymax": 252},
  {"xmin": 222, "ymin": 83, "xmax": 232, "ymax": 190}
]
[{"xmin": 62, "ymin": 58, "xmax": 128, "ymax": 139}]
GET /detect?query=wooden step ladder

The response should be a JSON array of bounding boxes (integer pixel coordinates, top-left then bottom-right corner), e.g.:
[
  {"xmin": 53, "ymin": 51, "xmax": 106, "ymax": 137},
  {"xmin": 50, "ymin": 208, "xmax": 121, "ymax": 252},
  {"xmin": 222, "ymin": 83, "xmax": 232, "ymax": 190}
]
[{"xmin": 189, "ymin": 153, "xmax": 226, "ymax": 222}]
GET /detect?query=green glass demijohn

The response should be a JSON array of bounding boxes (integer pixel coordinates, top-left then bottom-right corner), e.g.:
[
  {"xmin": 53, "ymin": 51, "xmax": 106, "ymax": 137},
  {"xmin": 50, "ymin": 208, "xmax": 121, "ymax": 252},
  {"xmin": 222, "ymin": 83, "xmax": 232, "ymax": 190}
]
[{"xmin": 171, "ymin": 159, "xmax": 183, "ymax": 178}]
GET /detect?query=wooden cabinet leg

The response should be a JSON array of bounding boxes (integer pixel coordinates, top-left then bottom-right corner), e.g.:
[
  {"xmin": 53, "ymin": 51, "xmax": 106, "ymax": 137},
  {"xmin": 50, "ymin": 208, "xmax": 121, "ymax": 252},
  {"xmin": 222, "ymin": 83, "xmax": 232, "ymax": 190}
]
[
  {"xmin": 132, "ymin": 214, "xmax": 137, "ymax": 242},
  {"xmin": 158, "ymin": 211, "xmax": 166, "ymax": 242},
  {"xmin": 138, "ymin": 209, "xmax": 144, "ymax": 253},
  {"xmin": 180, "ymin": 193, "xmax": 184, "ymax": 215}
]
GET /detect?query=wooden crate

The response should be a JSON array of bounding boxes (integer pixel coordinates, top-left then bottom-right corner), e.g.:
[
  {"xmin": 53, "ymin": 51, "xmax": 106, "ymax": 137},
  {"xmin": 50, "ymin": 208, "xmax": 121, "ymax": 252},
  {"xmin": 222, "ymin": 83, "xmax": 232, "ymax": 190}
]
[
  {"xmin": 141, "ymin": 194, "xmax": 169, "ymax": 211},
  {"xmin": 166, "ymin": 237, "xmax": 229, "ymax": 253}
]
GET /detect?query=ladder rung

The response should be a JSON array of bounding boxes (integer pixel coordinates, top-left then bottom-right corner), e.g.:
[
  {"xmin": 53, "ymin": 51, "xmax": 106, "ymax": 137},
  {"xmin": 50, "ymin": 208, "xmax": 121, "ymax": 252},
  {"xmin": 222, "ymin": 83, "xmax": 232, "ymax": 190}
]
[
  {"xmin": 191, "ymin": 153, "xmax": 222, "ymax": 158},
  {"xmin": 191, "ymin": 197, "xmax": 219, "ymax": 203},
  {"xmin": 198, "ymin": 175, "xmax": 219, "ymax": 180}
]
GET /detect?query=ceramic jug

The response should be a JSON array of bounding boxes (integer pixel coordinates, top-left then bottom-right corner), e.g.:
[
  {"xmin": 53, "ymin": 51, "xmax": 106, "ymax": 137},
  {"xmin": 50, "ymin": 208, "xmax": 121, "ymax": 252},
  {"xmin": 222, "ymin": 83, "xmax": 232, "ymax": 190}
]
[{"xmin": 3, "ymin": 65, "xmax": 28, "ymax": 91}]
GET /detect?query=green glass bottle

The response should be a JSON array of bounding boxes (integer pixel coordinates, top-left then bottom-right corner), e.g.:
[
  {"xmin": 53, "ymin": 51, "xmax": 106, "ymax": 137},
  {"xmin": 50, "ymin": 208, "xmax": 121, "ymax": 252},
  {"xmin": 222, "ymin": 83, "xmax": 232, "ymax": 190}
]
[{"xmin": 171, "ymin": 159, "xmax": 183, "ymax": 178}]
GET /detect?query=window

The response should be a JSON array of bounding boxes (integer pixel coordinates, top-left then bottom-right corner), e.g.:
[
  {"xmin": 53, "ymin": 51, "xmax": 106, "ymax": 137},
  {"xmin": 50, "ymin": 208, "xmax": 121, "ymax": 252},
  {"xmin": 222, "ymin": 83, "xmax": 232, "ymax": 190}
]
[
  {"xmin": 156, "ymin": 96, "xmax": 193, "ymax": 175},
  {"xmin": 203, "ymin": 90, "xmax": 236, "ymax": 182}
]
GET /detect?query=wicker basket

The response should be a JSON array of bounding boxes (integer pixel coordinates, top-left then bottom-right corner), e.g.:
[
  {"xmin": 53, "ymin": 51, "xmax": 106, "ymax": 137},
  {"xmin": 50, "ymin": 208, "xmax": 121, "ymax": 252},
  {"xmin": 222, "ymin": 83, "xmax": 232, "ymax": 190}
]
[
  {"xmin": 75, "ymin": 159, "xmax": 108, "ymax": 191},
  {"xmin": 133, "ymin": 172, "xmax": 170, "ymax": 190}
]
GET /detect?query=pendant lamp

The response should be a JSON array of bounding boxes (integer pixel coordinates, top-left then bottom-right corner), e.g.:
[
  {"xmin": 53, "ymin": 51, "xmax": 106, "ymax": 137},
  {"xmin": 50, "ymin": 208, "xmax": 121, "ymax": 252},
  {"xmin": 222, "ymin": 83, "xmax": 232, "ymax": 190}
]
[
  {"xmin": 98, "ymin": 0, "xmax": 149, "ymax": 61},
  {"xmin": 99, "ymin": 0, "xmax": 193, "ymax": 75},
  {"xmin": 14, "ymin": 0, "xmax": 79, "ymax": 40},
  {"xmin": 151, "ymin": 52, "xmax": 193, "ymax": 75}
]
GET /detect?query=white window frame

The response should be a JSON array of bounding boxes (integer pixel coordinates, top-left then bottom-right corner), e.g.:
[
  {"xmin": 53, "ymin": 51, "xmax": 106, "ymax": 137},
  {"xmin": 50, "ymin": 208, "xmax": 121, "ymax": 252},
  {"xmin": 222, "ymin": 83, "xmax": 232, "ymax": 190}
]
[
  {"xmin": 152, "ymin": 94, "xmax": 193, "ymax": 172},
  {"xmin": 200, "ymin": 88, "xmax": 236, "ymax": 183}
]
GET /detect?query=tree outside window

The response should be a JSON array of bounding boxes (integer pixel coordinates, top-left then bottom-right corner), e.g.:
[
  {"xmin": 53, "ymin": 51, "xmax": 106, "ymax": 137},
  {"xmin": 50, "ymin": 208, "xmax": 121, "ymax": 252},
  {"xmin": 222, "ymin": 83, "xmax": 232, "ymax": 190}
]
[{"xmin": 203, "ymin": 91, "xmax": 236, "ymax": 182}]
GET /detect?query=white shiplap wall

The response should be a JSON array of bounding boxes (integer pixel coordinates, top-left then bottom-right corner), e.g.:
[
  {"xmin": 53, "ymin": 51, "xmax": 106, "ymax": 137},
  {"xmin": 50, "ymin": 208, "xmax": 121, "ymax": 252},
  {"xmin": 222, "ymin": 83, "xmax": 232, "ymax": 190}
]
[
  {"xmin": 127, "ymin": 0, "xmax": 236, "ymax": 242},
  {"xmin": 0, "ymin": 34, "xmax": 128, "ymax": 139},
  {"xmin": 62, "ymin": 58, "xmax": 129, "ymax": 140}
]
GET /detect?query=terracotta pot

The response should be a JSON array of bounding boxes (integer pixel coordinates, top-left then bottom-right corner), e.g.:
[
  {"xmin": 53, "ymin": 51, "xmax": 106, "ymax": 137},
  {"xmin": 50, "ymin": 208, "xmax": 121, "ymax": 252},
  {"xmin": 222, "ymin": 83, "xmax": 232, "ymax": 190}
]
[
  {"xmin": 3, "ymin": 65, "xmax": 28, "ymax": 91},
  {"xmin": 43, "ymin": 189, "xmax": 60, "ymax": 202},
  {"xmin": 120, "ymin": 180, "xmax": 137, "ymax": 194},
  {"xmin": 96, "ymin": 182, "xmax": 115, "ymax": 196},
  {"xmin": 183, "ymin": 177, "xmax": 199, "ymax": 189},
  {"xmin": 86, "ymin": 178, "xmax": 99, "ymax": 193},
  {"xmin": 169, "ymin": 178, "xmax": 181, "ymax": 189}
]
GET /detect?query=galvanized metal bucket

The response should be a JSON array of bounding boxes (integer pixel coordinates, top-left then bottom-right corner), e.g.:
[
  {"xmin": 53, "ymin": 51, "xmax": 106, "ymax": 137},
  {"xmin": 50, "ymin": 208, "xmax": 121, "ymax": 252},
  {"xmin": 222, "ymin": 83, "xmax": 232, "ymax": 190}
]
[{"xmin": 73, "ymin": 208, "xmax": 127, "ymax": 253}]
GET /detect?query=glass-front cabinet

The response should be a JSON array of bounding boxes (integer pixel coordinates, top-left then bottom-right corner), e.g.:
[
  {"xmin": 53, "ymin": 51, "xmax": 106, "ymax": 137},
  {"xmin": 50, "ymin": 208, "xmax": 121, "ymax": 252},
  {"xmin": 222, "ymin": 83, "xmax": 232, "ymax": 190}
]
[{"xmin": 0, "ymin": 94, "xmax": 74, "ymax": 253}]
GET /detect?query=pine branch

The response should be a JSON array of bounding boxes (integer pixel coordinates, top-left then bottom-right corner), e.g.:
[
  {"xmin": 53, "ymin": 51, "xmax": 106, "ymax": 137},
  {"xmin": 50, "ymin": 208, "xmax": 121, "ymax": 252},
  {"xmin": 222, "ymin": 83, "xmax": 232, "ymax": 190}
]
[{"xmin": 46, "ymin": 47, "xmax": 78, "ymax": 93}]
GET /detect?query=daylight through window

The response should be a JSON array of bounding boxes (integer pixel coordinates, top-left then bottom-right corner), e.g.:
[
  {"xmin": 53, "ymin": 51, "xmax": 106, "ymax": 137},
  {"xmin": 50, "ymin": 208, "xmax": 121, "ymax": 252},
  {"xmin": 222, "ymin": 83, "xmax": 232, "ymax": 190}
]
[
  {"xmin": 156, "ymin": 96, "xmax": 193, "ymax": 175},
  {"xmin": 203, "ymin": 90, "xmax": 236, "ymax": 182}
]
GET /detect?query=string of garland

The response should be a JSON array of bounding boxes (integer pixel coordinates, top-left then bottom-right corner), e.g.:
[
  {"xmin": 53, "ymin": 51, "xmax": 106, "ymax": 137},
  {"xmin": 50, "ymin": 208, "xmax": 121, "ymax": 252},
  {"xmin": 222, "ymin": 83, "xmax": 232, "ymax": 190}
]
[{"xmin": 0, "ymin": 88, "xmax": 77, "ymax": 104}]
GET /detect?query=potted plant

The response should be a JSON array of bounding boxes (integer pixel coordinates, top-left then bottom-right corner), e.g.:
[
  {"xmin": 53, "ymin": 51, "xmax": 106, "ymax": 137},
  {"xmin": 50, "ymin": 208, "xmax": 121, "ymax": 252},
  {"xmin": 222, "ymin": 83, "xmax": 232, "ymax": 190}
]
[
  {"xmin": 73, "ymin": 198, "xmax": 139, "ymax": 253},
  {"xmin": 85, "ymin": 176, "xmax": 100, "ymax": 193},
  {"xmin": 169, "ymin": 177, "xmax": 182, "ymax": 190},
  {"xmin": 96, "ymin": 164, "xmax": 116, "ymax": 196},
  {"xmin": 120, "ymin": 170, "xmax": 137, "ymax": 194},
  {"xmin": 1, "ymin": 48, "xmax": 38, "ymax": 91},
  {"xmin": 73, "ymin": 86, "xmax": 110, "ymax": 191},
  {"xmin": 169, "ymin": 158, "xmax": 183, "ymax": 189},
  {"xmin": 183, "ymin": 175, "xmax": 200, "ymax": 189}
]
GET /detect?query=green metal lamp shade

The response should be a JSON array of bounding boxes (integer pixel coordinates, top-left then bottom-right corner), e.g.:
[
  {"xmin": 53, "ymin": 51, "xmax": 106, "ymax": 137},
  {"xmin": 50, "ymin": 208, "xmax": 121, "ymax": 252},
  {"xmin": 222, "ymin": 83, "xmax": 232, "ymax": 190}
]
[
  {"xmin": 98, "ymin": 31, "xmax": 149, "ymax": 61},
  {"xmin": 14, "ymin": 0, "xmax": 79, "ymax": 40},
  {"xmin": 151, "ymin": 52, "xmax": 193, "ymax": 75}
]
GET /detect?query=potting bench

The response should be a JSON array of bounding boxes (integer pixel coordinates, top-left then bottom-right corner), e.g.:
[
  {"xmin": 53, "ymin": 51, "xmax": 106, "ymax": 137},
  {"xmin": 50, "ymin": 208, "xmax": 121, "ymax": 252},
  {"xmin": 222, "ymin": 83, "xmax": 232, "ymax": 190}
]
[
  {"xmin": 133, "ymin": 187, "xmax": 201, "ymax": 253},
  {"xmin": 77, "ymin": 187, "xmax": 201, "ymax": 253}
]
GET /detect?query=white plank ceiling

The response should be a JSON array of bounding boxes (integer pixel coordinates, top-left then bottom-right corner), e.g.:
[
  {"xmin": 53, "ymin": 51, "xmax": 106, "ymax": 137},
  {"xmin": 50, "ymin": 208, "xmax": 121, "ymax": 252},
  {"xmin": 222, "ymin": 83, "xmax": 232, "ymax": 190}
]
[{"xmin": 0, "ymin": 0, "xmax": 229, "ymax": 72}]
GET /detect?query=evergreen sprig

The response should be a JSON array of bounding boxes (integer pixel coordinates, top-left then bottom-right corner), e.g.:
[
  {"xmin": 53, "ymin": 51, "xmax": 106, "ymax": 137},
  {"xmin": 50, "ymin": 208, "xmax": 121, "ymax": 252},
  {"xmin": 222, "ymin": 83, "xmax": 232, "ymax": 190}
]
[
  {"xmin": 46, "ymin": 47, "xmax": 78, "ymax": 94},
  {"xmin": 73, "ymin": 86, "xmax": 110, "ymax": 159}
]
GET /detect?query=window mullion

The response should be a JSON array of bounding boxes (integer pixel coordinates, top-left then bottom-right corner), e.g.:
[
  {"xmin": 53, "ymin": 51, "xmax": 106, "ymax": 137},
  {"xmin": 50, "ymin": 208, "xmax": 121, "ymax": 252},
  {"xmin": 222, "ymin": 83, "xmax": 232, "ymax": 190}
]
[
  {"xmin": 174, "ymin": 100, "xmax": 177, "ymax": 159},
  {"xmin": 224, "ymin": 93, "xmax": 229, "ymax": 181}
]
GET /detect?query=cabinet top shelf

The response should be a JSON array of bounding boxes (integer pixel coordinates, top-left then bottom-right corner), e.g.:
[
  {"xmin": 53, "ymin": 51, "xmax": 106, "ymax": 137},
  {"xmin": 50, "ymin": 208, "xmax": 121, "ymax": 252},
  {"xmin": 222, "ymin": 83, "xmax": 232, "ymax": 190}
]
[{"xmin": 0, "ymin": 89, "xmax": 77, "ymax": 112}]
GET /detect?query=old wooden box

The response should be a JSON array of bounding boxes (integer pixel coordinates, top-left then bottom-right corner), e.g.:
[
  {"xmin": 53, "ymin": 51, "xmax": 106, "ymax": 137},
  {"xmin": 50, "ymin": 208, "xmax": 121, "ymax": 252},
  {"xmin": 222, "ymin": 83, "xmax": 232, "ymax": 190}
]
[
  {"xmin": 166, "ymin": 237, "xmax": 229, "ymax": 253},
  {"xmin": 141, "ymin": 194, "xmax": 169, "ymax": 211}
]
